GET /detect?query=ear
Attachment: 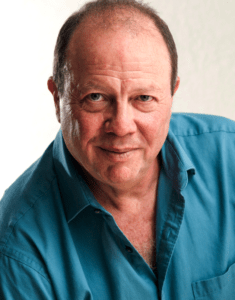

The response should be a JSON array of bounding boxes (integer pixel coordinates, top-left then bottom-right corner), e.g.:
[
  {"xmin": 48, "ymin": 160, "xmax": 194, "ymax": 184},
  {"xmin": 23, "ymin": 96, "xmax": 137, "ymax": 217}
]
[
  {"xmin": 47, "ymin": 76, "xmax": 61, "ymax": 123},
  {"xmin": 173, "ymin": 76, "xmax": 180, "ymax": 95}
]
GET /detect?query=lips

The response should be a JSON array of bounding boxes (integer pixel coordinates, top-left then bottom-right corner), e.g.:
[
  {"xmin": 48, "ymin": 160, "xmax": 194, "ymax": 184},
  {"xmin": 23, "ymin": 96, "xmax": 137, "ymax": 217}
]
[
  {"xmin": 98, "ymin": 146, "xmax": 138, "ymax": 162},
  {"xmin": 100, "ymin": 147, "xmax": 135, "ymax": 153}
]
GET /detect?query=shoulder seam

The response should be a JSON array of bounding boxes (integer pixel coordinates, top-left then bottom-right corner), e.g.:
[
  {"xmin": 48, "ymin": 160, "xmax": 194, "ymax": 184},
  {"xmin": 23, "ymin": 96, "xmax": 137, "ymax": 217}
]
[{"xmin": 0, "ymin": 250, "xmax": 50, "ymax": 283}]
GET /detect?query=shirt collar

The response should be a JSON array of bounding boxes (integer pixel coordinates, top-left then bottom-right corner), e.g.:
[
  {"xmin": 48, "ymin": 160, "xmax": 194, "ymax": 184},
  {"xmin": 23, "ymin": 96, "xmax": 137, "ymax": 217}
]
[
  {"xmin": 52, "ymin": 130, "xmax": 104, "ymax": 223},
  {"xmin": 161, "ymin": 127, "xmax": 196, "ymax": 191}
]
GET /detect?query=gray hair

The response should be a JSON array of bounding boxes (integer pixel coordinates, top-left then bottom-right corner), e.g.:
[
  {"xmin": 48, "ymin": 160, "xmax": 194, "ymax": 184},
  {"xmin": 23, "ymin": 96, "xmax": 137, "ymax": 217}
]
[{"xmin": 53, "ymin": 0, "xmax": 178, "ymax": 96}]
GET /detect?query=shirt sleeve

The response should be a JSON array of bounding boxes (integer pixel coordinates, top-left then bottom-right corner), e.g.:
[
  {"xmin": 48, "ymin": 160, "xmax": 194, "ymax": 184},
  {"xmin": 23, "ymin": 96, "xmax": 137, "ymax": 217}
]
[{"xmin": 0, "ymin": 252, "xmax": 56, "ymax": 300}]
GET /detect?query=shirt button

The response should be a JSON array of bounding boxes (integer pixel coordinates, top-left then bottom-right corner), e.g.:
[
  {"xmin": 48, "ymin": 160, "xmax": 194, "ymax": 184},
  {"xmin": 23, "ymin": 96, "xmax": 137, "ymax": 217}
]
[
  {"xmin": 94, "ymin": 209, "xmax": 101, "ymax": 214},
  {"xmin": 125, "ymin": 245, "xmax": 133, "ymax": 253}
]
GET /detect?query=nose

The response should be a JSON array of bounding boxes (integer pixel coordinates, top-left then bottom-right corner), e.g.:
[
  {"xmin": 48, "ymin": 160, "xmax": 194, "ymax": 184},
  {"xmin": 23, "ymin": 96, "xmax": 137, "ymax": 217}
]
[{"xmin": 104, "ymin": 100, "xmax": 137, "ymax": 136}]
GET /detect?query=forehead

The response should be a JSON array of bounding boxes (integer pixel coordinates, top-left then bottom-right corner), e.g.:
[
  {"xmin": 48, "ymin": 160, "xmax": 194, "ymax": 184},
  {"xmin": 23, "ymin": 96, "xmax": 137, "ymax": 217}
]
[{"xmin": 67, "ymin": 9, "xmax": 171, "ymax": 82}]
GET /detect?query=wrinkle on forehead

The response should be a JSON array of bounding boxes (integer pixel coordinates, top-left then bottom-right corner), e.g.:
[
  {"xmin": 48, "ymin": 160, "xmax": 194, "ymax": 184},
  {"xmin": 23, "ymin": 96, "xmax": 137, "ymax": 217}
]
[
  {"xmin": 62, "ymin": 59, "xmax": 168, "ymax": 98},
  {"xmin": 77, "ymin": 62, "xmax": 163, "ymax": 74},
  {"xmin": 68, "ymin": 33, "xmax": 170, "ymax": 70}
]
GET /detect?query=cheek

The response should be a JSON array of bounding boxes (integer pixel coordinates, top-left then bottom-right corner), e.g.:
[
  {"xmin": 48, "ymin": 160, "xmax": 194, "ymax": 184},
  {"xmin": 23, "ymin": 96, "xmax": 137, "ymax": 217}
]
[
  {"xmin": 78, "ymin": 113, "xmax": 104, "ymax": 143},
  {"xmin": 157, "ymin": 107, "xmax": 172, "ymax": 140},
  {"xmin": 64, "ymin": 107, "xmax": 104, "ymax": 149},
  {"xmin": 142, "ymin": 106, "xmax": 171, "ymax": 149},
  {"xmin": 60, "ymin": 105, "xmax": 81, "ymax": 141}
]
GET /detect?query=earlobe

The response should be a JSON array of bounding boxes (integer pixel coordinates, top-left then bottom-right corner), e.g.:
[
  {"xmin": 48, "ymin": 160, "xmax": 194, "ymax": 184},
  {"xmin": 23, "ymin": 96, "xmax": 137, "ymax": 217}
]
[{"xmin": 47, "ymin": 76, "xmax": 61, "ymax": 123}]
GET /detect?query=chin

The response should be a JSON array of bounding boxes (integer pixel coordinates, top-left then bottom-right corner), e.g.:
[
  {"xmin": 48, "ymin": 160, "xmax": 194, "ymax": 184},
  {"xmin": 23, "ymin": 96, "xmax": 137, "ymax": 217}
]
[{"xmin": 101, "ymin": 165, "xmax": 139, "ymax": 186}]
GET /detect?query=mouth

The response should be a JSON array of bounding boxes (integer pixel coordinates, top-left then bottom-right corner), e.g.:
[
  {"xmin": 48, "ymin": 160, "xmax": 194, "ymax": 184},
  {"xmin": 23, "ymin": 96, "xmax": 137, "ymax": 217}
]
[
  {"xmin": 98, "ymin": 147, "xmax": 138, "ymax": 161},
  {"xmin": 100, "ymin": 147, "xmax": 134, "ymax": 154}
]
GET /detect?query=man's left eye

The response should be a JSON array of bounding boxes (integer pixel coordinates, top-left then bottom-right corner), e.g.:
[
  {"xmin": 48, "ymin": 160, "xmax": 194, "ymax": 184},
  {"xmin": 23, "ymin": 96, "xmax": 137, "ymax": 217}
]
[{"xmin": 139, "ymin": 95, "xmax": 153, "ymax": 102}]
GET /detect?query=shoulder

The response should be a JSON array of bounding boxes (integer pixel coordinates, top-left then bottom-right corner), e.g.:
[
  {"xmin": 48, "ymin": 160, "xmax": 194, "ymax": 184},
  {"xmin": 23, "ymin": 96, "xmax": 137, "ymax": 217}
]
[
  {"xmin": 0, "ymin": 141, "xmax": 57, "ymax": 235},
  {"xmin": 167, "ymin": 113, "xmax": 235, "ymax": 176},
  {"xmin": 168, "ymin": 113, "xmax": 235, "ymax": 179},
  {"xmin": 170, "ymin": 113, "xmax": 235, "ymax": 136},
  {"xmin": 0, "ymin": 141, "xmax": 62, "ymax": 275}
]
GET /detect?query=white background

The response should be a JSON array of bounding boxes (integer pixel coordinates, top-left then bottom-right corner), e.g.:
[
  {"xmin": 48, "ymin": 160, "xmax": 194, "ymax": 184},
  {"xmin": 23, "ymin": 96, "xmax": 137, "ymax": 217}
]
[{"xmin": 1, "ymin": 0, "xmax": 235, "ymax": 198}]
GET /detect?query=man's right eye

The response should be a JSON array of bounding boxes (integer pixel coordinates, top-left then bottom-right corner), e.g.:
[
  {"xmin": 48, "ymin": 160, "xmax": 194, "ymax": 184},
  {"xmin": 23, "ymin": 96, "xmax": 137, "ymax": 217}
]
[{"xmin": 88, "ymin": 93, "xmax": 103, "ymax": 101}]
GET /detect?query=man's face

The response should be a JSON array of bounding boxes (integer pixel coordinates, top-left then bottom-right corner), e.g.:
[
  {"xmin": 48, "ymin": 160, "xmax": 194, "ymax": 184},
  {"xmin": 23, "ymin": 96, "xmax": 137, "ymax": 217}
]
[{"xmin": 54, "ymin": 14, "xmax": 179, "ymax": 189}]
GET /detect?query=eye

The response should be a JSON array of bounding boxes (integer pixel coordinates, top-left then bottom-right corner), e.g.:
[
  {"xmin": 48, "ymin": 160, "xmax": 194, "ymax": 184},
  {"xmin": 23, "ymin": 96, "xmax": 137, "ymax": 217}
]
[
  {"xmin": 81, "ymin": 92, "xmax": 107, "ymax": 112},
  {"xmin": 88, "ymin": 93, "xmax": 103, "ymax": 101},
  {"xmin": 139, "ymin": 95, "xmax": 153, "ymax": 102}
]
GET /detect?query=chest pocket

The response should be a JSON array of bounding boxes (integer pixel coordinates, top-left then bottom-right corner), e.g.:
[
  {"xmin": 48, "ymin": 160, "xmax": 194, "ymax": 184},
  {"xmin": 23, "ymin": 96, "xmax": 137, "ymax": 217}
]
[{"xmin": 191, "ymin": 262, "xmax": 235, "ymax": 299}]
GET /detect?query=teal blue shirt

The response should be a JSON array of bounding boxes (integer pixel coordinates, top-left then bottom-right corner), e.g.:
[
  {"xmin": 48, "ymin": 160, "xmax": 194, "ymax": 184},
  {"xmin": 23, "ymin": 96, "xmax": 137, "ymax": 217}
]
[{"xmin": 1, "ymin": 113, "xmax": 235, "ymax": 300}]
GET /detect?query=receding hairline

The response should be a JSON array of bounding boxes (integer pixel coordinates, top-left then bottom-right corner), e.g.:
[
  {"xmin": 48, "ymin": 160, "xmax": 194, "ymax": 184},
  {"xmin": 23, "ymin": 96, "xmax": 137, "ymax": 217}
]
[
  {"xmin": 74, "ymin": 5, "xmax": 159, "ymax": 32},
  {"xmin": 67, "ymin": 8, "xmax": 171, "ymax": 67}
]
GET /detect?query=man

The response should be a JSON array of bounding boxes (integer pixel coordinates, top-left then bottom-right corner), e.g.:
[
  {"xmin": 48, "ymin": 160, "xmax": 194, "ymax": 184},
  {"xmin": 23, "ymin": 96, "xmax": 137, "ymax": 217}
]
[{"xmin": 1, "ymin": 0, "xmax": 235, "ymax": 299}]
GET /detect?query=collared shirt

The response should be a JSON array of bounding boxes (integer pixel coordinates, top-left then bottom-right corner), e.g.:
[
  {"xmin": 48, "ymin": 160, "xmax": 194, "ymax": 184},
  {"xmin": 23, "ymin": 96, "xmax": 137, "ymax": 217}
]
[{"xmin": 1, "ymin": 113, "xmax": 235, "ymax": 300}]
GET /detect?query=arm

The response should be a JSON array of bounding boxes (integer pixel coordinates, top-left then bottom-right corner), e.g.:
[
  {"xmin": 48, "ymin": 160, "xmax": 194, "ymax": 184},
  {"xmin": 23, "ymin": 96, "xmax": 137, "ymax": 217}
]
[{"xmin": 0, "ymin": 252, "xmax": 56, "ymax": 300}]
